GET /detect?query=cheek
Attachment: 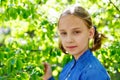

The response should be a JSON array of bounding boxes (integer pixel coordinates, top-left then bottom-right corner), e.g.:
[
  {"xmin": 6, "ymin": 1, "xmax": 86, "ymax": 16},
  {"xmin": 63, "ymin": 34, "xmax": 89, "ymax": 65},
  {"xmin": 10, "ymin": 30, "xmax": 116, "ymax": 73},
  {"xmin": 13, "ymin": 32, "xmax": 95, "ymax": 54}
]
[
  {"xmin": 60, "ymin": 37, "xmax": 65, "ymax": 43},
  {"xmin": 76, "ymin": 34, "xmax": 89, "ymax": 42},
  {"xmin": 61, "ymin": 39, "xmax": 66, "ymax": 45},
  {"xmin": 61, "ymin": 41, "xmax": 66, "ymax": 49},
  {"xmin": 60, "ymin": 38, "xmax": 67, "ymax": 48},
  {"xmin": 60, "ymin": 36, "xmax": 66, "ymax": 41}
]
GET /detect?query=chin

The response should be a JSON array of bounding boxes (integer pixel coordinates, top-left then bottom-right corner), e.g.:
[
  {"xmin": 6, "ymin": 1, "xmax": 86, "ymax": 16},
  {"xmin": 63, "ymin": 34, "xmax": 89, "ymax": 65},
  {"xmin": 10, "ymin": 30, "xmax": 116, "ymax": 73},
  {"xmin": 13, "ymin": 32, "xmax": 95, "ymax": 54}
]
[{"xmin": 68, "ymin": 51, "xmax": 78, "ymax": 55}]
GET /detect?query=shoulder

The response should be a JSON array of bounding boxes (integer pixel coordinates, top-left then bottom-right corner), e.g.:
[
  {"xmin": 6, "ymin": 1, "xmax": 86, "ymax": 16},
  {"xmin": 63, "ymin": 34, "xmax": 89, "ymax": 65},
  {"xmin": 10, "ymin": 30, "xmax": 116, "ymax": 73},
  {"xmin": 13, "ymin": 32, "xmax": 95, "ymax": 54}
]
[
  {"xmin": 62, "ymin": 59, "xmax": 74, "ymax": 70},
  {"xmin": 60, "ymin": 59, "xmax": 74, "ymax": 73},
  {"xmin": 59, "ymin": 60, "xmax": 74, "ymax": 79},
  {"xmin": 87, "ymin": 53, "xmax": 105, "ymax": 70},
  {"xmin": 81, "ymin": 68, "xmax": 110, "ymax": 80},
  {"xmin": 79, "ymin": 54, "xmax": 110, "ymax": 80}
]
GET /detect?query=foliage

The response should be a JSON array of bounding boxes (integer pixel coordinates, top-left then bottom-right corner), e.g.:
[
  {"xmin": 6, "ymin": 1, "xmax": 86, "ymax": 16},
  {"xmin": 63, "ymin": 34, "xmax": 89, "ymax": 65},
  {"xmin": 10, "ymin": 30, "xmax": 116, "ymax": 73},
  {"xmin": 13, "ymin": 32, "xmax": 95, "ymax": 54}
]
[{"xmin": 0, "ymin": 0, "xmax": 120, "ymax": 80}]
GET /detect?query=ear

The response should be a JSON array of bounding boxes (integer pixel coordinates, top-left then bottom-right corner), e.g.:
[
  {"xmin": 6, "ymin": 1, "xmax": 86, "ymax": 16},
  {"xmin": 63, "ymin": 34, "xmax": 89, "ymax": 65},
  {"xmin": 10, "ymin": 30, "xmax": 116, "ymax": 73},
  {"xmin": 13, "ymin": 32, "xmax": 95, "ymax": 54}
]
[{"xmin": 89, "ymin": 27, "xmax": 95, "ymax": 39}]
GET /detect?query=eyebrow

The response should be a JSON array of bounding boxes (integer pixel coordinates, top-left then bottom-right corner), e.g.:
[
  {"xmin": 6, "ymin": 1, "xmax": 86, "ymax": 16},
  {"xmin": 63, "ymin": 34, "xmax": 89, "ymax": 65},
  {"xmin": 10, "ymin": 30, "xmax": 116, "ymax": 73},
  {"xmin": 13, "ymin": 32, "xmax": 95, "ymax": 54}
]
[
  {"xmin": 59, "ymin": 27, "xmax": 81, "ymax": 31},
  {"xmin": 72, "ymin": 27, "xmax": 81, "ymax": 30}
]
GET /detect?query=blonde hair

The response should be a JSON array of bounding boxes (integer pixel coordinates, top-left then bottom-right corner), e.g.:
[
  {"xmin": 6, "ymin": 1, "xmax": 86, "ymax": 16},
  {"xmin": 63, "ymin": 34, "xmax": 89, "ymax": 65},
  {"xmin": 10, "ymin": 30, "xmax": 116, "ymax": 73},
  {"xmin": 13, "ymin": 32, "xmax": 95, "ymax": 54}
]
[{"xmin": 58, "ymin": 5, "xmax": 106, "ymax": 53}]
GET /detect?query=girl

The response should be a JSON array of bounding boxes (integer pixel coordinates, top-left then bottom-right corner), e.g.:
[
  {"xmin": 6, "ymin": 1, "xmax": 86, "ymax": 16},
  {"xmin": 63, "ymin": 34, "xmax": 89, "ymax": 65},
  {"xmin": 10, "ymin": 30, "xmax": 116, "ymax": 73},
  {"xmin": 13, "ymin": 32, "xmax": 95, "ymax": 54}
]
[{"xmin": 43, "ymin": 5, "xmax": 110, "ymax": 80}]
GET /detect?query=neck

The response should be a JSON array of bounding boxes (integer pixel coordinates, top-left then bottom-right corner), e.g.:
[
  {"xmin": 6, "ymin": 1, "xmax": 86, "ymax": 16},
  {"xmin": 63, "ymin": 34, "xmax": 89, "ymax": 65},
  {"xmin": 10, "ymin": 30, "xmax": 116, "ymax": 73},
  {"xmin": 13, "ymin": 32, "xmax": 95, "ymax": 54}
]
[{"xmin": 73, "ymin": 48, "xmax": 89, "ymax": 60}]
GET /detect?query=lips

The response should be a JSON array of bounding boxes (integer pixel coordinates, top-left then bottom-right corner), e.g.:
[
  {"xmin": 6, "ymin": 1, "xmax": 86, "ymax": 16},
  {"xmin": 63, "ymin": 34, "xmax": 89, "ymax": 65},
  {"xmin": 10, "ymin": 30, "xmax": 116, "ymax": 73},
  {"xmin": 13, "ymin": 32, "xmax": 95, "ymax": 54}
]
[{"xmin": 66, "ymin": 46, "xmax": 77, "ymax": 49}]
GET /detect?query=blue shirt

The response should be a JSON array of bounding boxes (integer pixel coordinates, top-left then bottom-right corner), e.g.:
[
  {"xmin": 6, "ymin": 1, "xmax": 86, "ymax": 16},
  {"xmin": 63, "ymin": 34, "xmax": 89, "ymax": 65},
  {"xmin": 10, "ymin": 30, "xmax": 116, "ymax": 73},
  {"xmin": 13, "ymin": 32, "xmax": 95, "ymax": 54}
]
[{"xmin": 49, "ymin": 49, "xmax": 110, "ymax": 80}]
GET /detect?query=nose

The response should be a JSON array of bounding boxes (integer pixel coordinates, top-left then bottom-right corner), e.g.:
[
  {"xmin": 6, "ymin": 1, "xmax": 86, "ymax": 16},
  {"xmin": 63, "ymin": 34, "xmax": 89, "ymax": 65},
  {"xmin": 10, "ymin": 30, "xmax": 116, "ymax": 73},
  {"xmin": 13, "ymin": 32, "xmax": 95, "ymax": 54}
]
[{"xmin": 66, "ymin": 34, "xmax": 74, "ymax": 43}]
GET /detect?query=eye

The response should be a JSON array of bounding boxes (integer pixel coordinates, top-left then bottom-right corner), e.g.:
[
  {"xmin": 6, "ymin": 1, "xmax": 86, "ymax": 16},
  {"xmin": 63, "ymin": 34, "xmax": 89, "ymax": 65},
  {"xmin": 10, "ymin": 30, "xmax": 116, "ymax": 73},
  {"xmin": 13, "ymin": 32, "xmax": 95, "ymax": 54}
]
[
  {"xmin": 60, "ymin": 32, "xmax": 67, "ymax": 35},
  {"xmin": 73, "ymin": 31, "xmax": 81, "ymax": 34}
]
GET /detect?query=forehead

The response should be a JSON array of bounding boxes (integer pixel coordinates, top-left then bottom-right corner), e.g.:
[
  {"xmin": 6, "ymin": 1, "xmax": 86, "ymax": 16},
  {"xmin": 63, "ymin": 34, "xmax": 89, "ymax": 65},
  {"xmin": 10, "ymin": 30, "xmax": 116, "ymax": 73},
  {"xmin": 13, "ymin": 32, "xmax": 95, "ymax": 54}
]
[{"xmin": 58, "ymin": 15, "xmax": 87, "ymax": 30}]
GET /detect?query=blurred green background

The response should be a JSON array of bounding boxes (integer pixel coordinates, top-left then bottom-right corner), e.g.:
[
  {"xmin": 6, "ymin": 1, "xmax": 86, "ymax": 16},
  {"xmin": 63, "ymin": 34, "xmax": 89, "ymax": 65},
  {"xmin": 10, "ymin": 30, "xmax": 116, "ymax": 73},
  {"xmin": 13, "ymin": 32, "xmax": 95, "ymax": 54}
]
[{"xmin": 0, "ymin": 0, "xmax": 120, "ymax": 80}]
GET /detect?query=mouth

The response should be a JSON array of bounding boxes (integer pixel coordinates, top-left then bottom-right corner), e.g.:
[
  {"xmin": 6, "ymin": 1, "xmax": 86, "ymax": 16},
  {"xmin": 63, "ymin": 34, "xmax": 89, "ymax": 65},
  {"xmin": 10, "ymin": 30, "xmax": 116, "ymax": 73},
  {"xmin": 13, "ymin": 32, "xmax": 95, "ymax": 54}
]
[{"xmin": 66, "ymin": 46, "xmax": 77, "ymax": 49}]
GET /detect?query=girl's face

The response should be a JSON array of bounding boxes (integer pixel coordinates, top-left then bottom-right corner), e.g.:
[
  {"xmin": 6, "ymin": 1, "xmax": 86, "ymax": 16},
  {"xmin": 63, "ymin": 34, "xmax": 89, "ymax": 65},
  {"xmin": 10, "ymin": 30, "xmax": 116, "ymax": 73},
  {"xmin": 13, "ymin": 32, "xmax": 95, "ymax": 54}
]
[{"xmin": 58, "ymin": 15, "xmax": 94, "ymax": 59}]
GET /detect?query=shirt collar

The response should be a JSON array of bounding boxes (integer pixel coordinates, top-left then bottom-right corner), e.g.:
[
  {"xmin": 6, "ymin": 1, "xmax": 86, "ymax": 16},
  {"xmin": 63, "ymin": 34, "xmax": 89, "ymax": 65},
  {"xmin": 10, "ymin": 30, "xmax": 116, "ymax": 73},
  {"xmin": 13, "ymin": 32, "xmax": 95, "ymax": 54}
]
[{"xmin": 73, "ymin": 49, "xmax": 92, "ymax": 63}]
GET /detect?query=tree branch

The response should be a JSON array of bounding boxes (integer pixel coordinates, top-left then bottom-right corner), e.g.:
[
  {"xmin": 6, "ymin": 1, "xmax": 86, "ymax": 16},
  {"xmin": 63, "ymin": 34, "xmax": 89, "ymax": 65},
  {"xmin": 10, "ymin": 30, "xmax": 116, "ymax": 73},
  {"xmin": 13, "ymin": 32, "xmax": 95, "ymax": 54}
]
[{"xmin": 109, "ymin": 0, "xmax": 120, "ymax": 13}]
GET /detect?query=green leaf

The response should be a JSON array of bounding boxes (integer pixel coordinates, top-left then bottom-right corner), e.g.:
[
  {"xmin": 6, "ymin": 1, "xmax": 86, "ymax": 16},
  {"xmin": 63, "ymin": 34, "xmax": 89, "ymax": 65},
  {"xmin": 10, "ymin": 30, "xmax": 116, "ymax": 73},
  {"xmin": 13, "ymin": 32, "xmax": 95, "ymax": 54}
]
[
  {"xmin": 8, "ymin": 7, "xmax": 18, "ymax": 19},
  {"xmin": 22, "ymin": 9, "xmax": 30, "ymax": 19},
  {"xmin": 16, "ymin": 59, "xmax": 23, "ymax": 70},
  {"xmin": 0, "ymin": 53, "xmax": 4, "ymax": 60}
]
